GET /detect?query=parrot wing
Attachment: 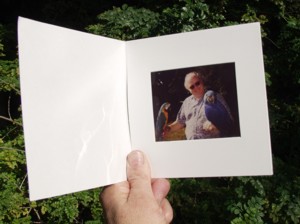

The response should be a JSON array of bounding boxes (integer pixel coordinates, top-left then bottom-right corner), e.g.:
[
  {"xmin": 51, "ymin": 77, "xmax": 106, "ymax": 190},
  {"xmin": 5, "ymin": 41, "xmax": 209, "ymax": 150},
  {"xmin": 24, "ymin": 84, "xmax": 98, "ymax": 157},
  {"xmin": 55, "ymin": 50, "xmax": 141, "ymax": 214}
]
[
  {"xmin": 204, "ymin": 91, "xmax": 233, "ymax": 137},
  {"xmin": 155, "ymin": 103, "xmax": 169, "ymax": 141}
]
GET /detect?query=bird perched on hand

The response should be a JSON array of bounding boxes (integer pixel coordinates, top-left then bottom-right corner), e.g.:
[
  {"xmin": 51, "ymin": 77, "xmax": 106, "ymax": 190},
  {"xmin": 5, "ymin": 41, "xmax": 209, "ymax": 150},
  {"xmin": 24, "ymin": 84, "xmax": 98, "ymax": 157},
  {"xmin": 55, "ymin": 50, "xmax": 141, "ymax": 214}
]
[
  {"xmin": 155, "ymin": 102, "xmax": 171, "ymax": 141},
  {"xmin": 203, "ymin": 90, "xmax": 233, "ymax": 137}
]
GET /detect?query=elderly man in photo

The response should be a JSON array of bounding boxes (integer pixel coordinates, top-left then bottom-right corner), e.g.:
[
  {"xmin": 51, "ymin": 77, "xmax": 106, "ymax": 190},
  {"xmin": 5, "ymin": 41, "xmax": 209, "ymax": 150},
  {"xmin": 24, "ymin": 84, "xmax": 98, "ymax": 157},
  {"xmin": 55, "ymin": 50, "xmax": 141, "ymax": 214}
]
[{"xmin": 166, "ymin": 71, "xmax": 233, "ymax": 140}]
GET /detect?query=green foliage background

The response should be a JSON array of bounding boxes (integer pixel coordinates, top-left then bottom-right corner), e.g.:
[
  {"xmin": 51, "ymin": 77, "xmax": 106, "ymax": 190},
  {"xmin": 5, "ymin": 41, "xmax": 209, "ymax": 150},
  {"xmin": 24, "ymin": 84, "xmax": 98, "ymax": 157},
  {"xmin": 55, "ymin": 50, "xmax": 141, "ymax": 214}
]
[{"xmin": 1, "ymin": 0, "xmax": 300, "ymax": 223}]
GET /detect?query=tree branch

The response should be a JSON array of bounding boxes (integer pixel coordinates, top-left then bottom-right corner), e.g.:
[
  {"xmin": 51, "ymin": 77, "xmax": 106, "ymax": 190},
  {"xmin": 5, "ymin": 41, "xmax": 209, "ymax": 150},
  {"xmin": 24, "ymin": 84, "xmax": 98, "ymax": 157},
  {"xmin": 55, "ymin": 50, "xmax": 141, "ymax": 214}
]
[
  {"xmin": 19, "ymin": 174, "xmax": 28, "ymax": 190},
  {"xmin": 8, "ymin": 95, "xmax": 12, "ymax": 120},
  {"xmin": 0, "ymin": 146, "xmax": 25, "ymax": 152},
  {"xmin": 265, "ymin": 36, "xmax": 280, "ymax": 49},
  {"xmin": 0, "ymin": 115, "xmax": 22, "ymax": 126},
  {"xmin": 33, "ymin": 208, "xmax": 41, "ymax": 221}
]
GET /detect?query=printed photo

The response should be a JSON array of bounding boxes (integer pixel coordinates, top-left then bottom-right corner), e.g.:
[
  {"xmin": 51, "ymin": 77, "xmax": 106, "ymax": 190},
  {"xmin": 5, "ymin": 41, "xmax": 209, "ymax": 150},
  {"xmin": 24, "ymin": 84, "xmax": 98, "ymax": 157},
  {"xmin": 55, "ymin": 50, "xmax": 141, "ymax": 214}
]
[{"xmin": 151, "ymin": 62, "xmax": 241, "ymax": 141}]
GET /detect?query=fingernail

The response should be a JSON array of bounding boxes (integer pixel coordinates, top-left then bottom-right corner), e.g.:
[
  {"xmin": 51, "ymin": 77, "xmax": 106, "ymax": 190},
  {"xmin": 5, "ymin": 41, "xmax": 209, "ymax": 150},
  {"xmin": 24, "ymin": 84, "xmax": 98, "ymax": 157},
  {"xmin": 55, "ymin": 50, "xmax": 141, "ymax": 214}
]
[{"xmin": 127, "ymin": 151, "xmax": 144, "ymax": 168}]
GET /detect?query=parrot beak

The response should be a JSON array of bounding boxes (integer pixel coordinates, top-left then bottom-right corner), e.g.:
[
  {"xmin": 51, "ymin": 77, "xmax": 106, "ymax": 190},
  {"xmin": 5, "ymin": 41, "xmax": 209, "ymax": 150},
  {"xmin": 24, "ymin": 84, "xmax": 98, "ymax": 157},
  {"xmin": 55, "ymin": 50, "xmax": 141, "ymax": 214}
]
[
  {"xmin": 208, "ymin": 96, "xmax": 215, "ymax": 103},
  {"xmin": 165, "ymin": 103, "xmax": 171, "ymax": 110}
]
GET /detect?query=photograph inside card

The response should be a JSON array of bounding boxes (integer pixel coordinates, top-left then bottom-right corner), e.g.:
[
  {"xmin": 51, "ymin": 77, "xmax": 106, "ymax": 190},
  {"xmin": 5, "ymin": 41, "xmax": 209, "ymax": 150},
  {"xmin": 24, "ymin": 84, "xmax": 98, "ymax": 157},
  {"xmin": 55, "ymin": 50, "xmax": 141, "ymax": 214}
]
[
  {"xmin": 18, "ymin": 17, "xmax": 131, "ymax": 200},
  {"xmin": 151, "ymin": 62, "xmax": 240, "ymax": 142},
  {"xmin": 126, "ymin": 23, "xmax": 273, "ymax": 178}
]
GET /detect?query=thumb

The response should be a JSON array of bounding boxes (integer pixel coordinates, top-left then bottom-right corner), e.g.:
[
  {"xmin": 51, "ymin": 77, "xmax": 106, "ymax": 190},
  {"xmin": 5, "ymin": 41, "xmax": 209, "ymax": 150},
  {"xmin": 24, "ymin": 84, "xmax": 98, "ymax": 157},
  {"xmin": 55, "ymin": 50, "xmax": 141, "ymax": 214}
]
[{"xmin": 126, "ymin": 150, "xmax": 153, "ymax": 200}]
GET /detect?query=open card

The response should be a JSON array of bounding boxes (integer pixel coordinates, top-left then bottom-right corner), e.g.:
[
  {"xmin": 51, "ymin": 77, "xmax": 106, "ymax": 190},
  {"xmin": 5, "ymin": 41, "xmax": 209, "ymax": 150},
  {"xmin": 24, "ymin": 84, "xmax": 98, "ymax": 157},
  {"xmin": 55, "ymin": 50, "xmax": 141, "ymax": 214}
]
[{"xmin": 18, "ymin": 17, "xmax": 273, "ymax": 201}]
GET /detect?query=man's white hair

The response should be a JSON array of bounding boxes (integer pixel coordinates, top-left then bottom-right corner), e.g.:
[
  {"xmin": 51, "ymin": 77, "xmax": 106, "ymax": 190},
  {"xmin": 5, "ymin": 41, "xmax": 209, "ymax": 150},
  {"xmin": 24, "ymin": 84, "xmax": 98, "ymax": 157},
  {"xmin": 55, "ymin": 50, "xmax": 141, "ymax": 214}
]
[{"xmin": 184, "ymin": 71, "xmax": 203, "ymax": 90}]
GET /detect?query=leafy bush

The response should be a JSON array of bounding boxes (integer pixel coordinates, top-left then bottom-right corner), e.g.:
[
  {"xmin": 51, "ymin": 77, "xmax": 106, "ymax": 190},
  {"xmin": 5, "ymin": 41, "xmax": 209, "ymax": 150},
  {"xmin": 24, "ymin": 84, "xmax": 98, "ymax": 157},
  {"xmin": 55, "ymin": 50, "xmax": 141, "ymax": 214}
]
[{"xmin": 86, "ymin": 4, "xmax": 160, "ymax": 40}]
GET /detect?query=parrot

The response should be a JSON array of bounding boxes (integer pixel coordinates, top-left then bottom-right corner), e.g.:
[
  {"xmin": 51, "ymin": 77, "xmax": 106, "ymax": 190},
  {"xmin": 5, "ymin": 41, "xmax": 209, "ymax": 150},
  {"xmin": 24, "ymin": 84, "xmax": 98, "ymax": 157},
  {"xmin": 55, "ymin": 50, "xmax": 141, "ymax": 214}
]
[
  {"xmin": 155, "ymin": 102, "xmax": 171, "ymax": 141},
  {"xmin": 203, "ymin": 90, "xmax": 233, "ymax": 137}
]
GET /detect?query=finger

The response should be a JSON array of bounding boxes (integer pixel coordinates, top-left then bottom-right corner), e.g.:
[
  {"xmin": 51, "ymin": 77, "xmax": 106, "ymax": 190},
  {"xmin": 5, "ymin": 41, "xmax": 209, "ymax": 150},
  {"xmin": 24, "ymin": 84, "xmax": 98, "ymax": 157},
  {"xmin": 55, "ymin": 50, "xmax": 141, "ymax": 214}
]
[
  {"xmin": 151, "ymin": 178, "xmax": 170, "ymax": 204},
  {"xmin": 126, "ymin": 150, "xmax": 153, "ymax": 200},
  {"xmin": 100, "ymin": 181, "xmax": 129, "ymax": 209},
  {"xmin": 161, "ymin": 198, "xmax": 174, "ymax": 223}
]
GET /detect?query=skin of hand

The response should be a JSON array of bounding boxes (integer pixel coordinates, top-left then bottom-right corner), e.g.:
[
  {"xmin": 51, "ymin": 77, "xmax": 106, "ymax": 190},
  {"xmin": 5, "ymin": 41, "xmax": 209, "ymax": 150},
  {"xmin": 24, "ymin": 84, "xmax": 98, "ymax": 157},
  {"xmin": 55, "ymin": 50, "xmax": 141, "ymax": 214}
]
[
  {"xmin": 202, "ymin": 120, "xmax": 220, "ymax": 136},
  {"xmin": 167, "ymin": 121, "xmax": 185, "ymax": 133},
  {"xmin": 100, "ymin": 150, "xmax": 173, "ymax": 224}
]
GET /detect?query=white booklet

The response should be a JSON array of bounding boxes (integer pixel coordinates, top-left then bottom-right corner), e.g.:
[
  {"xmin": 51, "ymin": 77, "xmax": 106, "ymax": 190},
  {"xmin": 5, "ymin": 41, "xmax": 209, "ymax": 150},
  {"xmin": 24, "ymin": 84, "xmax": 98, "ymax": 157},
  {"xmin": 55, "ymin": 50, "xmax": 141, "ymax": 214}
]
[{"xmin": 18, "ymin": 17, "xmax": 273, "ymax": 201}]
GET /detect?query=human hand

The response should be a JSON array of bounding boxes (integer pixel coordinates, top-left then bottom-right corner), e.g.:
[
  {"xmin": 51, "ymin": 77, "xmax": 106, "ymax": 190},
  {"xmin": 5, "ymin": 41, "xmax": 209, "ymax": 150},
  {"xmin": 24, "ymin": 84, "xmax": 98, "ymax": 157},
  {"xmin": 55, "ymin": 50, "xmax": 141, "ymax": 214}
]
[
  {"xmin": 100, "ymin": 150, "xmax": 173, "ymax": 224},
  {"xmin": 203, "ymin": 120, "xmax": 220, "ymax": 136}
]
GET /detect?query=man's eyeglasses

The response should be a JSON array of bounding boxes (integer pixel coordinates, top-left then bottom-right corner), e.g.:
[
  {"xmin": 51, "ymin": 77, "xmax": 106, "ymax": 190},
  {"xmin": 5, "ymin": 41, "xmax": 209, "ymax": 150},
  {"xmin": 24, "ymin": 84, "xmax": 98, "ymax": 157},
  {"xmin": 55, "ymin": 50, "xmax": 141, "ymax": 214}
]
[{"xmin": 190, "ymin": 81, "xmax": 201, "ymax": 90}]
